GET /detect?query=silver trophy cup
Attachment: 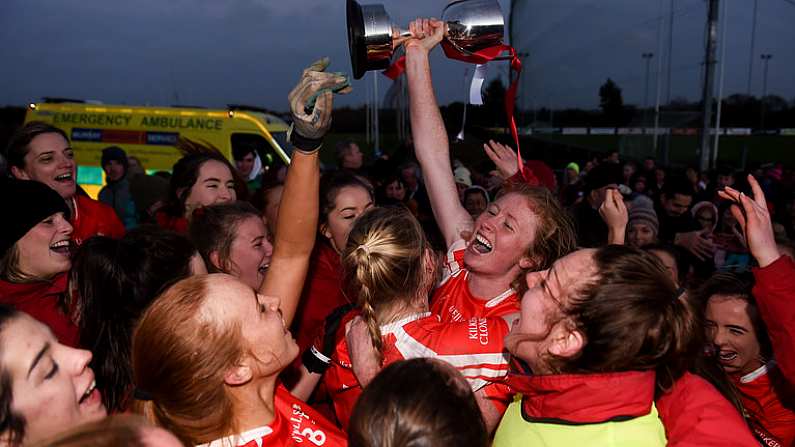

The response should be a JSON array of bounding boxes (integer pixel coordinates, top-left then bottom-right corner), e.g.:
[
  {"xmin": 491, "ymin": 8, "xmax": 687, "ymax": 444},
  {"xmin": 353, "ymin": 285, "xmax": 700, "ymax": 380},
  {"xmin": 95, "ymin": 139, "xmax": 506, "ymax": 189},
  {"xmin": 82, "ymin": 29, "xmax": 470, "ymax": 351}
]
[{"xmin": 346, "ymin": 0, "xmax": 505, "ymax": 79}]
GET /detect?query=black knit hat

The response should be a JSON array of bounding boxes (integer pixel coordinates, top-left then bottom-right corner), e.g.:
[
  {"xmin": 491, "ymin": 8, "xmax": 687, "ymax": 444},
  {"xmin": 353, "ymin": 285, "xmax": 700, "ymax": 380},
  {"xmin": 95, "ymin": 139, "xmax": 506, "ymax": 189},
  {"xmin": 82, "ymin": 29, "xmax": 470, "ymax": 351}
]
[
  {"xmin": 101, "ymin": 146, "xmax": 128, "ymax": 170},
  {"xmin": 0, "ymin": 179, "xmax": 70, "ymax": 259},
  {"xmin": 584, "ymin": 163, "xmax": 624, "ymax": 192}
]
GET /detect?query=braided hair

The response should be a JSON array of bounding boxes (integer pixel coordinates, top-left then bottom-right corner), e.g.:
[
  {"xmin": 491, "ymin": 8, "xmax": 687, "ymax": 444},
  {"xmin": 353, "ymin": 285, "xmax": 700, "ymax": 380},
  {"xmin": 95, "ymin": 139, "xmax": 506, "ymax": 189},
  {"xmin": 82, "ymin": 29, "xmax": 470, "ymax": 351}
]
[{"xmin": 341, "ymin": 207, "xmax": 433, "ymax": 364}]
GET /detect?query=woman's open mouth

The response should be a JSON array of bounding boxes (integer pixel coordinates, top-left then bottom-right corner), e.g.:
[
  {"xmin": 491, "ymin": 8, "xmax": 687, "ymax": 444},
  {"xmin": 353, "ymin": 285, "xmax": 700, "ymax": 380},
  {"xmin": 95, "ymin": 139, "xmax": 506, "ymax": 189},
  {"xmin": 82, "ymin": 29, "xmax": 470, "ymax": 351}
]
[
  {"xmin": 54, "ymin": 172, "xmax": 74, "ymax": 184},
  {"xmin": 78, "ymin": 379, "xmax": 100, "ymax": 407},
  {"xmin": 50, "ymin": 240, "xmax": 71, "ymax": 256},
  {"xmin": 718, "ymin": 350, "xmax": 738, "ymax": 362},
  {"xmin": 470, "ymin": 232, "xmax": 493, "ymax": 254}
]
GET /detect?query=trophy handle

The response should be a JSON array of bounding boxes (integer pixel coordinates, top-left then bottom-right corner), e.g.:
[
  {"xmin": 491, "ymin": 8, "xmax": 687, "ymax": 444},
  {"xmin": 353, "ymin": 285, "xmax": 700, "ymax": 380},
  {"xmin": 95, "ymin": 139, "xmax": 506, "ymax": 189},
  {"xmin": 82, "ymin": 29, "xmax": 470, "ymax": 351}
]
[{"xmin": 391, "ymin": 28, "xmax": 413, "ymax": 49}]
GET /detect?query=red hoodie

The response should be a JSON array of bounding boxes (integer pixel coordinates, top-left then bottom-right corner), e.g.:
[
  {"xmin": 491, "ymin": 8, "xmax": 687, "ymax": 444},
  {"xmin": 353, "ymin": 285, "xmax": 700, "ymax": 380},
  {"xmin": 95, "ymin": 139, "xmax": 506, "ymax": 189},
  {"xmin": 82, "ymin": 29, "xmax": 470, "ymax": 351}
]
[
  {"xmin": 731, "ymin": 362, "xmax": 795, "ymax": 446},
  {"xmin": 753, "ymin": 255, "xmax": 795, "ymax": 385},
  {"xmin": 71, "ymin": 195, "xmax": 125, "ymax": 245},
  {"xmin": 0, "ymin": 272, "xmax": 79, "ymax": 347},
  {"xmin": 656, "ymin": 372, "xmax": 758, "ymax": 446},
  {"xmin": 155, "ymin": 211, "xmax": 189, "ymax": 234}
]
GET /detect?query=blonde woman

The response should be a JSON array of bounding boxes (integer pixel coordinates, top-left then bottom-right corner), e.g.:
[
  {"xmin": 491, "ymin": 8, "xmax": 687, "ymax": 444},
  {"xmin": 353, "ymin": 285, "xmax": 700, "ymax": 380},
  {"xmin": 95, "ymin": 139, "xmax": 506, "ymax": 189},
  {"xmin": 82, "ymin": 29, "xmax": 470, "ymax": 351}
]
[{"xmin": 300, "ymin": 207, "xmax": 515, "ymax": 428}]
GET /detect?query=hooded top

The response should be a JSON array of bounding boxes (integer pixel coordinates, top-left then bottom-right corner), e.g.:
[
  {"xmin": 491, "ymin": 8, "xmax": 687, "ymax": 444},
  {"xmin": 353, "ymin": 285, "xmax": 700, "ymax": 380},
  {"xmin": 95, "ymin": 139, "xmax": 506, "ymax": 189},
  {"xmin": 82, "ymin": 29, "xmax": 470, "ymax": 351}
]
[
  {"xmin": 0, "ymin": 273, "xmax": 78, "ymax": 347},
  {"xmin": 98, "ymin": 146, "xmax": 137, "ymax": 228}
]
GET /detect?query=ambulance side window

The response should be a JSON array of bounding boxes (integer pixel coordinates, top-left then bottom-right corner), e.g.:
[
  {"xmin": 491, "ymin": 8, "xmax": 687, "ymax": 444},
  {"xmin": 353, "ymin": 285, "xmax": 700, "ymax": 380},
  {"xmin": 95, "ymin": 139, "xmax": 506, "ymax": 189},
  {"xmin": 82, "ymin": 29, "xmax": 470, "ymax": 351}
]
[{"xmin": 231, "ymin": 133, "xmax": 287, "ymax": 175}]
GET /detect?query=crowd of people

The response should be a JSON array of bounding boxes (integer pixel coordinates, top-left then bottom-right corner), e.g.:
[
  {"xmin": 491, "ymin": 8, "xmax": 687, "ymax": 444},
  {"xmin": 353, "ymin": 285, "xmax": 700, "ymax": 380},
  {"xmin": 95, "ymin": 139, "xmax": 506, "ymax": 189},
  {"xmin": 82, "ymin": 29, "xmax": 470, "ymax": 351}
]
[{"xmin": 2, "ymin": 19, "xmax": 795, "ymax": 447}]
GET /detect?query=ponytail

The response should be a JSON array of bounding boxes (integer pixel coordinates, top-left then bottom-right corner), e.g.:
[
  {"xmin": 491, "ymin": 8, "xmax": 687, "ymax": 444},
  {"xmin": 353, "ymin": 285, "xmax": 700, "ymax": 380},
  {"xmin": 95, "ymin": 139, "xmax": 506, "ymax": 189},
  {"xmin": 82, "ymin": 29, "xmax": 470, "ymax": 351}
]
[
  {"xmin": 342, "ymin": 207, "xmax": 429, "ymax": 366},
  {"xmin": 653, "ymin": 289, "xmax": 700, "ymax": 392},
  {"xmin": 358, "ymin": 284, "xmax": 385, "ymax": 365},
  {"xmin": 560, "ymin": 245, "xmax": 701, "ymax": 393}
]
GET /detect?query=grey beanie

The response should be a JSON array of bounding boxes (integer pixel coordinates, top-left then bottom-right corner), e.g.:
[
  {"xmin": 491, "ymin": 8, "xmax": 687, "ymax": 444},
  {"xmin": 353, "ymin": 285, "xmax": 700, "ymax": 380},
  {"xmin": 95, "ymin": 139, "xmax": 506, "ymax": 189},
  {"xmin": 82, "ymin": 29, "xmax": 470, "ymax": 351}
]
[{"xmin": 628, "ymin": 206, "xmax": 659, "ymax": 236}]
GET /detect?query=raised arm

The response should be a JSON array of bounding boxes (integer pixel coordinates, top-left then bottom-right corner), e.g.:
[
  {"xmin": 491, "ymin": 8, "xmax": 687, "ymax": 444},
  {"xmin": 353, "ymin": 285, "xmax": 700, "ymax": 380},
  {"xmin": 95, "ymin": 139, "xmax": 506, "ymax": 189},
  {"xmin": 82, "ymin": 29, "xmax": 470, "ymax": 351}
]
[
  {"xmin": 260, "ymin": 58, "xmax": 349, "ymax": 326},
  {"xmin": 406, "ymin": 19, "xmax": 473, "ymax": 248},
  {"xmin": 600, "ymin": 189, "xmax": 628, "ymax": 245},
  {"xmin": 719, "ymin": 175, "xmax": 795, "ymax": 383}
]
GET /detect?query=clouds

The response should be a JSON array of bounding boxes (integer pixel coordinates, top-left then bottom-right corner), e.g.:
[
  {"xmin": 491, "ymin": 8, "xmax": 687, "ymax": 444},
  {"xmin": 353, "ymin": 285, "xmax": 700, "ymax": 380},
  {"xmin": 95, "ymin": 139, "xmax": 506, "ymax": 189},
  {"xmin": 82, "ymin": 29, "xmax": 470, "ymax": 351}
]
[
  {"xmin": 513, "ymin": 0, "xmax": 795, "ymax": 109},
  {"xmin": 0, "ymin": 0, "xmax": 466, "ymax": 108},
  {"xmin": 0, "ymin": 0, "xmax": 792, "ymax": 112}
]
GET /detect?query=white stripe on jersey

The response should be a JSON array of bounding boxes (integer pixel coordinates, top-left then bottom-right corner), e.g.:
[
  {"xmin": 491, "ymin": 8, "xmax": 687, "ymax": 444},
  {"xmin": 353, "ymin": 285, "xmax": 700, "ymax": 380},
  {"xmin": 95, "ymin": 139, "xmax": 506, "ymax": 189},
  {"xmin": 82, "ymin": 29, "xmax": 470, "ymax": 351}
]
[
  {"xmin": 485, "ymin": 288, "xmax": 516, "ymax": 308},
  {"xmin": 387, "ymin": 321, "xmax": 509, "ymax": 392},
  {"xmin": 380, "ymin": 312, "xmax": 433, "ymax": 334},
  {"xmin": 198, "ymin": 426, "xmax": 274, "ymax": 447},
  {"xmin": 439, "ymin": 239, "xmax": 468, "ymax": 286}
]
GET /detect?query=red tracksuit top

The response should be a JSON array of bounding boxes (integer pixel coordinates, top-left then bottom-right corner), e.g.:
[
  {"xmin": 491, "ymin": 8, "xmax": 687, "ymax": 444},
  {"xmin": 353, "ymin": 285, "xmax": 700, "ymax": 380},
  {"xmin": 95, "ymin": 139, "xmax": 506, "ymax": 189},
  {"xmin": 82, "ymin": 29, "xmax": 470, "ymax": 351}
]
[
  {"xmin": 71, "ymin": 195, "xmax": 125, "ymax": 245},
  {"xmin": 753, "ymin": 255, "xmax": 795, "ymax": 385},
  {"xmin": 0, "ymin": 272, "xmax": 79, "ymax": 347},
  {"xmin": 732, "ymin": 361, "xmax": 795, "ymax": 446}
]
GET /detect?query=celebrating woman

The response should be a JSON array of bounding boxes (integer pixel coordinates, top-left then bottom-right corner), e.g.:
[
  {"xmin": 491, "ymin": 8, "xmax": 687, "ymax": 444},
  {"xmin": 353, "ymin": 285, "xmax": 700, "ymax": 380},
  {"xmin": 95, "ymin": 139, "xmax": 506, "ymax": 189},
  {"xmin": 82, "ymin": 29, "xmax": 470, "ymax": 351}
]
[
  {"xmin": 0, "ymin": 305, "xmax": 106, "ymax": 445},
  {"xmin": 0, "ymin": 179, "xmax": 78, "ymax": 346},
  {"xmin": 493, "ymin": 245, "xmax": 757, "ymax": 445},
  {"xmin": 156, "ymin": 140, "xmax": 244, "ymax": 234},
  {"xmin": 698, "ymin": 272, "xmax": 795, "ymax": 445},
  {"xmin": 5, "ymin": 122, "xmax": 124, "ymax": 245},
  {"xmin": 292, "ymin": 170, "xmax": 374, "ymax": 353},
  {"xmin": 131, "ymin": 58, "xmax": 350, "ymax": 446},
  {"xmin": 301, "ymin": 207, "xmax": 513, "ymax": 428},
  {"xmin": 405, "ymin": 19, "xmax": 575, "ymax": 323}
]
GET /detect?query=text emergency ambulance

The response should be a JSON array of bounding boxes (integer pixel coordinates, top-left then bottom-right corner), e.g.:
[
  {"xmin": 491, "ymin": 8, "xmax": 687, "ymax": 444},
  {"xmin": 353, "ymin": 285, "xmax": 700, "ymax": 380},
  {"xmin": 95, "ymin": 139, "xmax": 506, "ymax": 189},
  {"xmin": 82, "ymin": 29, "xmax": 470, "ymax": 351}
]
[{"xmin": 25, "ymin": 101, "xmax": 291, "ymax": 197}]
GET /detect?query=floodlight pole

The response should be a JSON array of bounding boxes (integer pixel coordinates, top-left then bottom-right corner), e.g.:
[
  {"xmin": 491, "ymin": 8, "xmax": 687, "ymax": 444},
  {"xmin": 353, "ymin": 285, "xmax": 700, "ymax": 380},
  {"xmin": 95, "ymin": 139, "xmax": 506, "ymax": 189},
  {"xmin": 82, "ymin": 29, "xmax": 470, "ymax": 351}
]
[
  {"xmin": 746, "ymin": 0, "xmax": 758, "ymax": 95},
  {"xmin": 699, "ymin": 0, "xmax": 719, "ymax": 172},
  {"xmin": 642, "ymin": 53, "xmax": 654, "ymax": 127},
  {"xmin": 760, "ymin": 53, "xmax": 773, "ymax": 131}
]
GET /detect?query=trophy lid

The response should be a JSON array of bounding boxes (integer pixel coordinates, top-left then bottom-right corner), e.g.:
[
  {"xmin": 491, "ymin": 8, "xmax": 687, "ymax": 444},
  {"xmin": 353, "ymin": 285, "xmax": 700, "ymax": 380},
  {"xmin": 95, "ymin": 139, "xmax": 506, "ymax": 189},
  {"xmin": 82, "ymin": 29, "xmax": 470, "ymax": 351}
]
[
  {"xmin": 347, "ymin": 0, "xmax": 394, "ymax": 79},
  {"xmin": 346, "ymin": 0, "xmax": 368, "ymax": 80}
]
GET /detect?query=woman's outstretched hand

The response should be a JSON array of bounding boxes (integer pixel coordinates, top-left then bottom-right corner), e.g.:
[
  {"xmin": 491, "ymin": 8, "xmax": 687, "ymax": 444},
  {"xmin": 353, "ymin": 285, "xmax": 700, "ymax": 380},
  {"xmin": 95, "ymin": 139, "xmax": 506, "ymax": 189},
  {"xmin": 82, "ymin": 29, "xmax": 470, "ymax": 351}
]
[{"xmin": 718, "ymin": 174, "xmax": 780, "ymax": 267}]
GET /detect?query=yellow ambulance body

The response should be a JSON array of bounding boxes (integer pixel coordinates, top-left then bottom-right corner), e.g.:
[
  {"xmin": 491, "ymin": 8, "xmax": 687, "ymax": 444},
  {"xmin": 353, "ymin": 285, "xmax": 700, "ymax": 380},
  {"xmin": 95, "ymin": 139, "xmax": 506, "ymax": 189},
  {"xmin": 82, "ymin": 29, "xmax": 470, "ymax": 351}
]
[{"xmin": 25, "ymin": 102, "xmax": 291, "ymax": 198}]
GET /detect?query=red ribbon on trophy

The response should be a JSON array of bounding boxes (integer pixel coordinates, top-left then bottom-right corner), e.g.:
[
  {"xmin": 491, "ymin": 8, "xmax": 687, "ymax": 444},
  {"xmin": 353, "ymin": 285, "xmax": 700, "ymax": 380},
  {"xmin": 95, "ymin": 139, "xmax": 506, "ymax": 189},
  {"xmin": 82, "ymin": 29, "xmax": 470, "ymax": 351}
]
[{"xmin": 383, "ymin": 44, "xmax": 527, "ymax": 183}]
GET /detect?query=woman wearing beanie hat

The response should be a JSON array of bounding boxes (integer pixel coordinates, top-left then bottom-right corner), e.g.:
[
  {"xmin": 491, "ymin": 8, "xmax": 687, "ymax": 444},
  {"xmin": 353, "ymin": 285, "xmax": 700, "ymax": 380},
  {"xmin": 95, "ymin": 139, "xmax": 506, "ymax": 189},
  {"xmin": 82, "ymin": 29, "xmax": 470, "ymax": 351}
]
[
  {"xmin": 5, "ymin": 121, "xmax": 125, "ymax": 245},
  {"xmin": 691, "ymin": 201, "xmax": 719, "ymax": 233},
  {"xmin": 0, "ymin": 179, "xmax": 79, "ymax": 347},
  {"xmin": 98, "ymin": 145, "xmax": 138, "ymax": 229},
  {"xmin": 627, "ymin": 204, "xmax": 659, "ymax": 248}
]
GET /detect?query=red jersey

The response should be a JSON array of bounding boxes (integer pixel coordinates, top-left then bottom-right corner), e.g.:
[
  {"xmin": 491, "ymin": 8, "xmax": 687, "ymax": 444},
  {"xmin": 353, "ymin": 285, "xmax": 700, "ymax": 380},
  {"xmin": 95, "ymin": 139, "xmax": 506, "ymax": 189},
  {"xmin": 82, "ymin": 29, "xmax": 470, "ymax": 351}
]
[
  {"xmin": 312, "ymin": 310, "xmax": 511, "ymax": 428},
  {"xmin": 198, "ymin": 384, "xmax": 347, "ymax": 447},
  {"xmin": 430, "ymin": 239, "xmax": 520, "ymax": 322},
  {"xmin": 293, "ymin": 243, "xmax": 349, "ymax": 354},
  {"xmin": 733, "ymin": 362, "xmax": 795, "ymax": 446},
  {"xmin": 71, "ymin": 195, "xmax": 125, "ymax": 245}
]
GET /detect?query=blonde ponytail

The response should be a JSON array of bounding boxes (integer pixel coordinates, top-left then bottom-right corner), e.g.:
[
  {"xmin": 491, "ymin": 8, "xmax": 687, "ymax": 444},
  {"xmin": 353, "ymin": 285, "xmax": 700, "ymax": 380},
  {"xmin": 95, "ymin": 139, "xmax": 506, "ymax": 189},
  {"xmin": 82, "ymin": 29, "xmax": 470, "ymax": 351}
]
[
  {"xmin": 342, "ymin": 207, "xmax": 430, "ymax": 365},
  {"xmin": 359, "ymin": 285, "xmax": 385, "ymax": 364}
]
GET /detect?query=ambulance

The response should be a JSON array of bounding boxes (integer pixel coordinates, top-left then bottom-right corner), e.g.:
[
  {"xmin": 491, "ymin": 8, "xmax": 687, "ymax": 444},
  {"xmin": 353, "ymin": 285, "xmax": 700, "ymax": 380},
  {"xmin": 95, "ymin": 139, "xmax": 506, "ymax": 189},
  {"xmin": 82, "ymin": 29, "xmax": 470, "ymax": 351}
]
[{"xmin": 25, "ymin": 100, "xmax": 291, "ymax": 197}]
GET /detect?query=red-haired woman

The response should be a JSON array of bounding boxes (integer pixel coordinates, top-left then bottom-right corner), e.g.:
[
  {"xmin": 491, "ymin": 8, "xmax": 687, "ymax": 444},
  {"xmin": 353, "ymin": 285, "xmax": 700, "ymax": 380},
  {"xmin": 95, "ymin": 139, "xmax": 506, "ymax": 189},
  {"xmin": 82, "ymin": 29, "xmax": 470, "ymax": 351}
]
[
  {"xmin": 133, "ymin": 274, "xmax": 347, "ymax": 446},
  {"xmin": 131, "ymin": 59, "xmax": 349, "ymax": 446}
]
